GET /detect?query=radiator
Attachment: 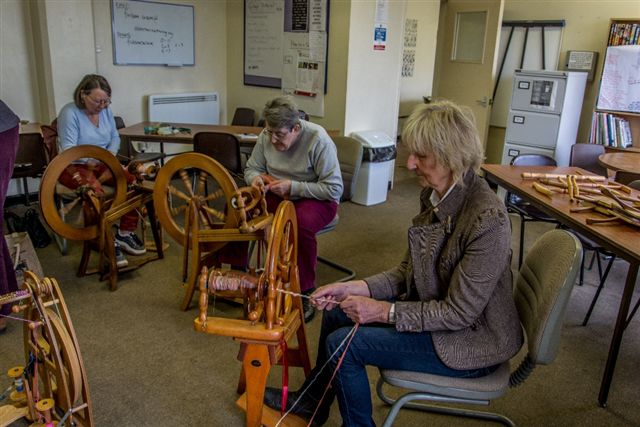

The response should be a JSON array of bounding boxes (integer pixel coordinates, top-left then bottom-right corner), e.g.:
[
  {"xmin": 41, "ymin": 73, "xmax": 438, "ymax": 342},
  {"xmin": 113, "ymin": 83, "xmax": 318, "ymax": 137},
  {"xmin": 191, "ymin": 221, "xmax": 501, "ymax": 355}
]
[
  {"xmin": 148, "ymin": 92, "xmax": 219, "ymax": 125},
  {"xmin": 145, "ymin": 92, "xmax": 219, "ymax": 155}
]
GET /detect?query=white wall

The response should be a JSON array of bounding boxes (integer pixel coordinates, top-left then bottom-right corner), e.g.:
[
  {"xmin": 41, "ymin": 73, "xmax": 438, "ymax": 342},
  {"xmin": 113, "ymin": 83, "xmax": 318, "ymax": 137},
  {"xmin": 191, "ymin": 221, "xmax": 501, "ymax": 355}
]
[{"xmin": 344, "ymin": 1, "xmax": 407, "ymax": 139}]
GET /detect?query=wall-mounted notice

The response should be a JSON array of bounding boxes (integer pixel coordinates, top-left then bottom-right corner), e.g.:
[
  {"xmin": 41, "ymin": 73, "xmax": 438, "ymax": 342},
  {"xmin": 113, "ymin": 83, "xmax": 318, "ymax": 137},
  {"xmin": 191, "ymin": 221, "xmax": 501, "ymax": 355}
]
[
  {"xmin": 111, "ymin": 0, "xmax": 195, "ymax": 66},
  {"xmin": 597, "ymin": 45, "xmax": 640, "ymax": 113}
]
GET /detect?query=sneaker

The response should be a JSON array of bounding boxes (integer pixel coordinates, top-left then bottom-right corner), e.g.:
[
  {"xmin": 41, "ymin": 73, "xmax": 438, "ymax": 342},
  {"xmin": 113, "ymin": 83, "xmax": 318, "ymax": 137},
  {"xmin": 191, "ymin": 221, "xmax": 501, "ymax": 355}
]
[
  {"xmin": 302, "ymin": 289, "xmax": 316, "ymax": 323},
  {"xmin": 115, "ymin": 231, "xmax": 146, "ymax": 255},
  {"xmin": 115, "ymin": 243, "xmax": 129, "ymax": 268}
]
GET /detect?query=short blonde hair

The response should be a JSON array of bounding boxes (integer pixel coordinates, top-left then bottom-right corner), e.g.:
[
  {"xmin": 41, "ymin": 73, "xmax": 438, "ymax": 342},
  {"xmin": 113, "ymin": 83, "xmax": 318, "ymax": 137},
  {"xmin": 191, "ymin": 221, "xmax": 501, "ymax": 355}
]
[{"xmin": 402, "ymin": 100, "xmax": 484, "ymax": 185}]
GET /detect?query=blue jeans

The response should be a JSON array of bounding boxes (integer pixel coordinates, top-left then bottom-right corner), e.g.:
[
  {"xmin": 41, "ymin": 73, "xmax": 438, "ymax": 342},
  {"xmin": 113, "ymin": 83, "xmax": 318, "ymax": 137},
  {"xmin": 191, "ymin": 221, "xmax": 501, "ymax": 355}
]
[{"xmin": 304, "ymin": 307, "xmax": 497, "ymax": 427}]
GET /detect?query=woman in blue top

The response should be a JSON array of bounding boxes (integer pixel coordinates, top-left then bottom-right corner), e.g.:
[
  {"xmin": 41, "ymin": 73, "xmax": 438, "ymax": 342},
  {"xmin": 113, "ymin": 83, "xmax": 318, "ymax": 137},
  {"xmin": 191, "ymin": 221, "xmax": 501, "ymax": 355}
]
[{"xmin": 57, "ymin": 74, "xmax": 145, "ymax": 267}]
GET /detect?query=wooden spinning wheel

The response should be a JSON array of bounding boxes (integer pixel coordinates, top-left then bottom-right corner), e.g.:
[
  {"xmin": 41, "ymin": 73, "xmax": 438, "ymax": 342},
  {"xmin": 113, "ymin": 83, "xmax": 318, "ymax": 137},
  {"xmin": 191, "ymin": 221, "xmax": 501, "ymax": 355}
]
[
  {"xmin": 39, "ymin": 145, "xmax": 163, "ymax": 291},
  {"xmin": 194, "ymin": 201, "xmax": 311, "ymax": 427},
  {"xmin": 0, "ymin": 271, "xmax": 93, "ymax": 427},
  {"xmin": 39, "ymin": 145, "xmax": 127, "ymax": 242},
  {"xmin": 153, "ymin": 153, "xmax": 272, "ymax": 310}
]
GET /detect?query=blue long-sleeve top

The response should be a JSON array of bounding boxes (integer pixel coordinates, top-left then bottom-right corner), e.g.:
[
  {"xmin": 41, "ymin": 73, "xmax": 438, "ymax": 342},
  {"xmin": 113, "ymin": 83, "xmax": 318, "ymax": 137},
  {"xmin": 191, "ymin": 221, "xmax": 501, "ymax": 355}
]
[{"xmin": 57, "ymin": 102, "xmax": 120, "ymax": 155}]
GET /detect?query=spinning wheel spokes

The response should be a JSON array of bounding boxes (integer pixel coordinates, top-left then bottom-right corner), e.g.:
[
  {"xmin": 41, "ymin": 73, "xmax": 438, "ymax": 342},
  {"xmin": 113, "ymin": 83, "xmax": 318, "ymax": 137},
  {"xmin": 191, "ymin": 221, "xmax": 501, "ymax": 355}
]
[
  {"xmin": 39, "ymin": 145, "xmax": 127, "ymax": 241},
  {"xmin": 154, "ymin": 153, "xmax": 239, "ymax": 246}
]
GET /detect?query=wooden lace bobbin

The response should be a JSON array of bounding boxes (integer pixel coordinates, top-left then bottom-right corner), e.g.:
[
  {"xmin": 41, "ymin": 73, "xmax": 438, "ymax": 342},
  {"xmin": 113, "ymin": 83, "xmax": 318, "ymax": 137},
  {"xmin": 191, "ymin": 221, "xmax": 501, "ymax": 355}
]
[
  {"xmin": 7, "ymin": 366, "xmax": 26, "ymax": 403},
  {"xmin": 33, "ymin": 398, "xmax": 57, "ymax": 427},
  {"xmin": 198, "ymin": 268, "xmax": 263, "ymax": 325}
]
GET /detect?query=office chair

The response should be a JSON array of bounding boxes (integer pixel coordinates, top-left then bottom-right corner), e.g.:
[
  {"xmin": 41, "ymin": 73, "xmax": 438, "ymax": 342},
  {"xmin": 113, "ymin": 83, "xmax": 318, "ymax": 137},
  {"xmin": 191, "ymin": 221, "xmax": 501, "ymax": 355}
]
[
  {"xmin": 583, "ymin": 179, "xmax": 640, "ymax": 328},
  {"xmin": 114, "ymin": 116, "xmax": 165, "ymax": 165},
  {"xmin": 506, "ymin": 154, "xmax": 559, "ymax": 268},
  {"xmin": 298, "ymin": 110, "xmax": 310, "ymax": 121},
  {"xmin": 376, "ymin": 229, "xmax": 582, "ymax": 427},
  {"xmin": 12, "ymin": 131, "xmax": 48, "ymax": 205},
  {"xmin": 193, "ymin": 131, "xmax": 244, "ymax": 185},
  {"xmin": 567, "ymin": 143, "xmax": 615, "ymax": 288},
  {"xmin": 316, "ymin": 136, "xmax": 363, "ymax": 282},
  {"xmin": 231, "ymin": 107, "xmax": 255, "ymax": 126},
  {"xmin": 569, "ymin": 143, "xmax": 607, "ymax": 177}
]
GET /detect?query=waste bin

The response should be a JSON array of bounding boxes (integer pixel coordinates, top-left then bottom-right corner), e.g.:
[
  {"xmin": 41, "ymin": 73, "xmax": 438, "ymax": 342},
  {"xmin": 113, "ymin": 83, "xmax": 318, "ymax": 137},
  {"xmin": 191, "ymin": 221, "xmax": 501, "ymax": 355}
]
[{"xmin": 350, "ymin": 130, "xmax": 397, "ymax": 206}]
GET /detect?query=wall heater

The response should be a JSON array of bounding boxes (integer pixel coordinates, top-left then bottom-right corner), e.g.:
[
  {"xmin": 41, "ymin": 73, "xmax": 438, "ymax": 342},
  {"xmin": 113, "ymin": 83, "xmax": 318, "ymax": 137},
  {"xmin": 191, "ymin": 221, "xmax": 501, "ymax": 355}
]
[
  {"xmin": 145, "ymin": 92, "xmax": 219, "ymax": 155},
  {"xmin": 148, "ymin": 92, "xmax": 219, "ymax": 125}
]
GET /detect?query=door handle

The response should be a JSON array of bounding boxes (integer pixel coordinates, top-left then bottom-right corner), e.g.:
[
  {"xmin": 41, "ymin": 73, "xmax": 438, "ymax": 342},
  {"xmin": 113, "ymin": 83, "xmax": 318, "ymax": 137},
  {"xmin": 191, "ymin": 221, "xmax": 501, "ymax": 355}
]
[{"xmin": 475, "ymin": 97, "xmax": 492, "ymax": 107}]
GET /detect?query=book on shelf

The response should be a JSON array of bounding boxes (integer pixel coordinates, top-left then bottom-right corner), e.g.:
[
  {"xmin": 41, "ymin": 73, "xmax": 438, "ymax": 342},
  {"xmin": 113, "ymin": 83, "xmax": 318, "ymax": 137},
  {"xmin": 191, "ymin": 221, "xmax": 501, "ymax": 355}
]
[
  {"xmin": 590, "ymin": 111, "xmax": 633, "ymax": 148},
  {"xmin": 608, "ymin": 22, "xmax": 640, "ymax": 46}
]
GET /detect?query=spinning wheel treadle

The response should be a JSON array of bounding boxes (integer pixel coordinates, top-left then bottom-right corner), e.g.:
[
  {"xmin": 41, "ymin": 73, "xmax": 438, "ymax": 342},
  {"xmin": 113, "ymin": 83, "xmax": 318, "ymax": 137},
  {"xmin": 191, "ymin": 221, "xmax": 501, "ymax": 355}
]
[
  {"xmin": 194, "ymin": 201, "xmax": 311, "ymax": 427},
  {"xmin": 39, "ymin": 145, "xmax": 127, "ymax": 241}
]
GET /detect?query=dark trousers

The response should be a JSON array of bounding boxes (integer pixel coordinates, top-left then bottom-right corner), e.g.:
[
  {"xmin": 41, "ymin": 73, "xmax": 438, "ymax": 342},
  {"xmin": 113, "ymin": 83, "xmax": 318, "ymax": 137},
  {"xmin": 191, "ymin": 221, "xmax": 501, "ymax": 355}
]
[
  {"xmin": 1, "ymin": 124, "xmax": 19, "ymax": 316},
  {"xmin": 302, "ymin": 308, "xmax": 497, "ymax": 426}
]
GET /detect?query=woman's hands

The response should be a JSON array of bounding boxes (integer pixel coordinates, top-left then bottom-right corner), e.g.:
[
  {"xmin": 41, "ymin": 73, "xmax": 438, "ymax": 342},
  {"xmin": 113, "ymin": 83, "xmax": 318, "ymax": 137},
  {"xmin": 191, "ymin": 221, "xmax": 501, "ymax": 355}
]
[
  {"xmin": 310, "ymin": 281, "xmax": 393, "ymax": 324},
  {"xmin": 251, "ymin": 175, "xmax": 292, "ymax": 198}
]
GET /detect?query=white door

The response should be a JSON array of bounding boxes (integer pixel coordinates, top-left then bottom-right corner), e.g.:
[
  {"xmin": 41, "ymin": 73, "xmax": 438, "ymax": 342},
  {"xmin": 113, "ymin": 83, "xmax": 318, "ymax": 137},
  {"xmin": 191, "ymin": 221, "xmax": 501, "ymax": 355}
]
[{"xmin": 434, "ymin": 0, "xmax": 504, "ymax": 148}]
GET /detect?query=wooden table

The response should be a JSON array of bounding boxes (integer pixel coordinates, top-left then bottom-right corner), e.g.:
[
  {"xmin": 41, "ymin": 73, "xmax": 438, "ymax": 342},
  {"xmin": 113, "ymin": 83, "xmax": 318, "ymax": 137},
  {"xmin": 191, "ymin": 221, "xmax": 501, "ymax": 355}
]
[
  {"xmin": 598, "ymin": 152, "xmax": 640, "ymax": 174},
  {"xmin": 119, "ymin": 121, "xmax": 264, "ymax": 153},
  {"xmin": 19, "ymin": 122, "xmax": 43, "ymax": 135},
  {"xmin": 481, "ymin": 164, "xmax": 640, "ymax": 407}
]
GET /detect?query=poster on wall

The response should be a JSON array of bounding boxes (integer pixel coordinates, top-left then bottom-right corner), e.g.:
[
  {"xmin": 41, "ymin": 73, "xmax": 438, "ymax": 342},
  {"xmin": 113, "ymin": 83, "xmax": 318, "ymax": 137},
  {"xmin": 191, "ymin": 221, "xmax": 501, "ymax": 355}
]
[
  {"xmin": 244, "ymin": 0, "xmax": 329, "ymax": 116},
  {"xmin": 374, "ymin": 24, "xmax": 387, "ymax": 51}
]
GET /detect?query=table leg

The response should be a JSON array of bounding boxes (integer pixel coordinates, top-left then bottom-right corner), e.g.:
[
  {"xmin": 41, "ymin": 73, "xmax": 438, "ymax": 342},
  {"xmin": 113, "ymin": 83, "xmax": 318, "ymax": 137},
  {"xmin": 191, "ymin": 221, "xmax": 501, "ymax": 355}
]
[{"xmin": 598, "ymin": 261, "xmax": 639, "ymax": 407}]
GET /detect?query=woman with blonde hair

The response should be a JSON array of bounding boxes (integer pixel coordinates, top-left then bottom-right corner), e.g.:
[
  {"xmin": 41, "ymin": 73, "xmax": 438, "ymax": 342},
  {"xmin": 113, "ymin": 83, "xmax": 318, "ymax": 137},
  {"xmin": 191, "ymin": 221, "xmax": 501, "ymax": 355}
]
[{"xmin": 264, "ymin": 100, "xmax": 524, "ymax": 426}]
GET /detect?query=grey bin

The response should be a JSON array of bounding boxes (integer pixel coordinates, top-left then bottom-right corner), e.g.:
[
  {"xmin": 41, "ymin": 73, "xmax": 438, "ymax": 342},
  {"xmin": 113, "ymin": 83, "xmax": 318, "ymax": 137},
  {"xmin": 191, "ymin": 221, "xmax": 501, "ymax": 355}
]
[{"xmin": 350, "ymin": 131, "xmax": 397, "ymax": 206}]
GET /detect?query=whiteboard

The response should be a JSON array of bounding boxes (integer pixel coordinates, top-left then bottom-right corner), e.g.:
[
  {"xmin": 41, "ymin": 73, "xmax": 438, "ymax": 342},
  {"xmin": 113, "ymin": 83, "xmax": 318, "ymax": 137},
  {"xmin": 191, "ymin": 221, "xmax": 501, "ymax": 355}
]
[
  {"xmin": 597, "ymin": 45, "xmax": 640, "ymax": 113},
  {"xmin": 111, "ymin": 0, "xmax": 194, "ymax": 66}
]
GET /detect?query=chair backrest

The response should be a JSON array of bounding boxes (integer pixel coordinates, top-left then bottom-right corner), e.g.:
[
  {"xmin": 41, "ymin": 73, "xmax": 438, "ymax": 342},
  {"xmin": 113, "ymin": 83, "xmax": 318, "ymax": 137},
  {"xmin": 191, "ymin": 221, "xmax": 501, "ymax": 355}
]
[
  {"xmin": 628, "ymin": 180, "xmax": 640, "ymax": 190},
  {"xmin": 40, "ymin": 118, "xmax": 59, "ymax": 163},
  {"xmin": 298, "ymin": 110, "xmax": 310, "ymax": 121},
  {"xmin": 231, "ymin": 108, "xmax": 255, "ymax": 126},
  {"xmin": 332, "ymin": 136, "xmax": 363, "ymax": 202},
  {"xmin": 514, "ymin": 229, "xmax": 582, "ymax": 366},
  {"xmin": 569, "ymin": 143, "xmax": 607, "ymax": 176},
  {"xmin": 511, "ymin": 153, "xmax": 557, "ymax": 167},
  {"xmin": 193, "ymin": 131, "xmax": 242, "ymax": 175},
  {"xmin": 114, "ymin": 115, "xmax": 126, "ymax": 130},
  {"xmin": 614, "ymin": 171, "xmax": 640, "ymax": 186},
  {"xmin": 13, "ymin": 131, "xmax": 48, "ymax": 179}
]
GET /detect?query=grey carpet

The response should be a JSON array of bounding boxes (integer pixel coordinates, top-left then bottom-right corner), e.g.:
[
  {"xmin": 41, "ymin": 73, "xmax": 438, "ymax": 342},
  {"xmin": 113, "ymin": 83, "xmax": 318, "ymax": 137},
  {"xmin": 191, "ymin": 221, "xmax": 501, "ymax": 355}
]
[{"xmin": 2, "ymin": 144, "xmax": 640, "ymax": 426}]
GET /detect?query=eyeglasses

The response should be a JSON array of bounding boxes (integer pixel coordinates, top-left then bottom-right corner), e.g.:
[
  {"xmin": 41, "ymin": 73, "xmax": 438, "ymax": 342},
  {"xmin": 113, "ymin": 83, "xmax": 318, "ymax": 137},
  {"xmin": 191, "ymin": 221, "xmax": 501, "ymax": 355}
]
[
  {"xmin": 84, "ymin": 93, "xmax": 112, "ymax": 107},
  {"xmin": 265, "ymin": 127, "xmax": 292, "ymax": 140}
]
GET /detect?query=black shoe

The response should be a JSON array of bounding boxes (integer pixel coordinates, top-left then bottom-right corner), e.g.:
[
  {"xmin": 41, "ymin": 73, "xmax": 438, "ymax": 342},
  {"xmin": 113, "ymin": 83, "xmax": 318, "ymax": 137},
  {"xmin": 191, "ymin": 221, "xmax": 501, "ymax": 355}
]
[
  {"xmin": 302, "ymin": 297, "xmax": 315, "ymax": 323},
  {"xmin": 263, "ymin": 387, "xmax": 327, "ymax": 426}
]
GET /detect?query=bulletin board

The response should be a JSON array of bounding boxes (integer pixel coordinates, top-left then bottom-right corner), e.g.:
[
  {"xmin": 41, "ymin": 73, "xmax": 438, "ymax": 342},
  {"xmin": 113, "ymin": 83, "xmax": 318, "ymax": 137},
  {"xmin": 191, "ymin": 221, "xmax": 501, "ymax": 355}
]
[
  {"xmin": 111, "ymin": 0, "xmax": 195, "ymax": 66},
  {"xmin": 244, "ymin": 0, "xmax": 329, "ymax": 116}
]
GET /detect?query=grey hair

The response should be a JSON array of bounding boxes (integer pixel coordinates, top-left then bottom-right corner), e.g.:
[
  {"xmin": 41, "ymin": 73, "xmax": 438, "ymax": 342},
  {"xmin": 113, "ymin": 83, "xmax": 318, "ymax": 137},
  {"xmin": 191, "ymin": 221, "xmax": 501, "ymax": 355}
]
[
  {"xmin": 402, "ymin": 99, "xmax": 484, "ymax": 185},
  {"xmin": 263, "ymin": 96, "xmax": 301, "ymax": 130}
]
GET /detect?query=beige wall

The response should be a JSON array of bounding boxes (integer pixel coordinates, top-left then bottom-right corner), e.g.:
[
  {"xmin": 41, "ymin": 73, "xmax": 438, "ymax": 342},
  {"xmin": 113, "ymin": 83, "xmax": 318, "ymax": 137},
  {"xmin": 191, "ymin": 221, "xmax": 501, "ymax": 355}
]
[{"xmin": 503, "ymin": 0, "xmax": 640, "ymax": 145}]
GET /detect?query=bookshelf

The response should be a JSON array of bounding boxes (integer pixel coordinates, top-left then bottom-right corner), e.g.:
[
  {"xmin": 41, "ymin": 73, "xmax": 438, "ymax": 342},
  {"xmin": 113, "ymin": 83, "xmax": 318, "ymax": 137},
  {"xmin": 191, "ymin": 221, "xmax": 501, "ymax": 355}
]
[{"xmin": 590, "ymin": 18, "xmax": 640, "ymax": 151}]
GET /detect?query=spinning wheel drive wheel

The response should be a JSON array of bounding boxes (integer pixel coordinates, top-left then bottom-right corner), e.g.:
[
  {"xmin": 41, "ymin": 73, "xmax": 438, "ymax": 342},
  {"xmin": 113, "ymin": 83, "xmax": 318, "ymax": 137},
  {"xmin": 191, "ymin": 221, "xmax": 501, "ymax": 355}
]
[
  {"xmin": 21, "ymin": 275, "xmax": 86, "ymax": 421},
  {"xmin": 261, "ymin": 201, "xmax": 299, "ymax": 328},
  {"xmin": 39, "ymin": 145, "xmax": 127, "ymax": 241},
  {"xmin": 153, "ymin": 152, "xmax": 240, "ymax": 249}
]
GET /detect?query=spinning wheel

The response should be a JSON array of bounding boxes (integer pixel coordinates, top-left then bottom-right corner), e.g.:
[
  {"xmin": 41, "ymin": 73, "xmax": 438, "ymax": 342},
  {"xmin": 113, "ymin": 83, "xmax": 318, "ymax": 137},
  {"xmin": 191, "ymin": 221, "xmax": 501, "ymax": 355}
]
[
  {"xmin": 39, "ymin": 145, "xmax": 164, "ymax": 291},
  {"xmin": 0, "ymin": 271, "xmax": 93, "ymax": 426},
  {"xmin": 39, "ymin": 145, "xmax": 127, "ymax": 242},
  {"xmin": 153, "ymin": 153, "xmax": 272, "ymax": 310},
  {"xmin": 195, "ymin": 201, "xmax": 311, "ymax": 427}
]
